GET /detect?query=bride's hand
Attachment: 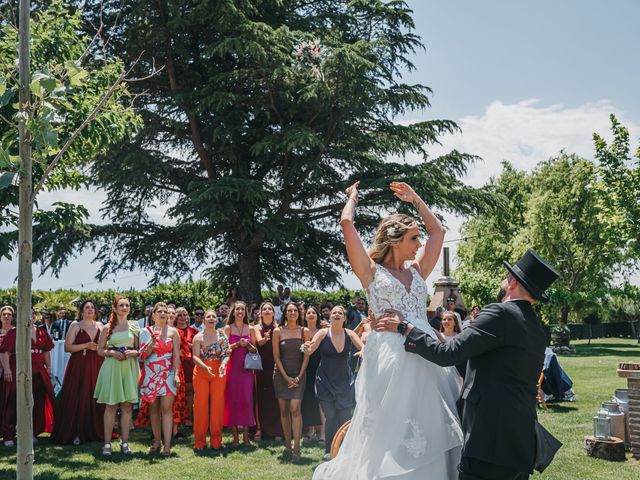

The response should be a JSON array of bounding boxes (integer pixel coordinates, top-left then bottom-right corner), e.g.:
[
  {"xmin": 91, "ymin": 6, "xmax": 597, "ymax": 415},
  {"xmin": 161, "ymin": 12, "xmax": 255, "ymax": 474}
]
[
  {"xmin": 375, "ymin": 309, "xmax": 405, "ymax": 333},
  {"xmin": 345, "ymin": 181, "xmax": 360, "ymax": 201},
  {"xmin": 390, "ymin": 182, "xmax": 418, "ymax": 203}
]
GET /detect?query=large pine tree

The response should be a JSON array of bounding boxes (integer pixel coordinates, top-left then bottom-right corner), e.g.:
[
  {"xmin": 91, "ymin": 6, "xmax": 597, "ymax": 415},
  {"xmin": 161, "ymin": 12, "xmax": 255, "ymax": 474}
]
[{"xmin": 80, "ymin": 0, "xmax": 493, "ymax": 303}]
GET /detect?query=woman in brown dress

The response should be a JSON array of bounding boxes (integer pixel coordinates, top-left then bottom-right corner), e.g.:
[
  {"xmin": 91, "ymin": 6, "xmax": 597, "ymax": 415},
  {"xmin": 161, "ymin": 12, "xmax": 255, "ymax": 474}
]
[
  {"xmin": 272, "ymin": 302, "xmax": 310, "ymax": 458},
  {"xmin": 253, "ymin": 301, "xmax": 284, "ymax": 440}
]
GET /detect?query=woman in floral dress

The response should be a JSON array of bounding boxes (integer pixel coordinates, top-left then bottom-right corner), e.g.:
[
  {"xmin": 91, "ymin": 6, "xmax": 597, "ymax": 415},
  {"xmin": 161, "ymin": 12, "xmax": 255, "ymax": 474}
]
[{"xmin": 139, "ymin": 302, "xmax": 181, "ymax": 455}]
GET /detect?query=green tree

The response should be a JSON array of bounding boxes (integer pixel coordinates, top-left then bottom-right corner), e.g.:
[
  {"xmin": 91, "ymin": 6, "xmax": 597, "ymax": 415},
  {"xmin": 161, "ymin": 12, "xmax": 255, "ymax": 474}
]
[
  {"xmin": 0, "ymin": 2, "xmax": 140, "ymax": 476},
  {"xmin": 456, "ymin": 154, "xmax": 626, "ymax": 325},
  {"xmin": 455, "ymin": 162, "xmax": 531, "ymax": 306},
  {"xmin": 515, "ymin": 154, "xmax": 626, "ymax": 324},
  {"xmin": 593, "ymin": 114, "xmax": 640, "ymax": 261},
  {"xmin": 0, "ymin": 1, "xmax": 141, "ymax": 271},
  {"xmin": 77, "ymin": 0, "xmax": 493, "ymax": 304}
]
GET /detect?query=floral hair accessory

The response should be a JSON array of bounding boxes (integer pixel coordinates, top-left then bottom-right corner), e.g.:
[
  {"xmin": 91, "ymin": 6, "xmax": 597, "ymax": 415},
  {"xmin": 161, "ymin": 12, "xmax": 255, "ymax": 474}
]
[{"xmin": 387, "ymin": 226, "xmax": 400, "ymax": 237}]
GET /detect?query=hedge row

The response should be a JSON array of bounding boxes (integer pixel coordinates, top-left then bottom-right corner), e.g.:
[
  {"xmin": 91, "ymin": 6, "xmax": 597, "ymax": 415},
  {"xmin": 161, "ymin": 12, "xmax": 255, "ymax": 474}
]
[{"xmin": 0, "ymin": 281, "xmax": 363, "ymax": 314}]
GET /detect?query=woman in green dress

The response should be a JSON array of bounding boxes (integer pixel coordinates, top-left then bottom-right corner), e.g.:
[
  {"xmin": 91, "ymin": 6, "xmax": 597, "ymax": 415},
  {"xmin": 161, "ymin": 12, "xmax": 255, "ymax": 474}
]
[{"xmin": 95, "ymin": 295, "xmax": 140, "ymax": 455}]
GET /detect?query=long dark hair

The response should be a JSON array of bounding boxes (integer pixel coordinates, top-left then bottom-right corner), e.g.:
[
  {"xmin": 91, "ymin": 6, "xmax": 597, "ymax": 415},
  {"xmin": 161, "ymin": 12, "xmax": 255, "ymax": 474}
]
[
  {"xmin": 304, "ymin": 305, "xmax": 322, "ymax": 330},
  {"xmin": 440, "ymin": 311, "xmax": 461, "ymax": 334},
  {"xmin": 225, "ymin": 301, "xmax": 249, "ymax": 325},
  {"xmin": 282, "ymin": 302, "xmax": 302, "ymax": 327},
  {"xmin": 78, "ymin": 300, "xmax": 97, "ymax": 322}
]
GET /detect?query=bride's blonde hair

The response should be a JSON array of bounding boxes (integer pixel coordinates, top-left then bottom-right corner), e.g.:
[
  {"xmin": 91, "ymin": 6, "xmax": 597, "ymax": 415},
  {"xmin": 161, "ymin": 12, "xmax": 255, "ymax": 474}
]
[{"xmin": 369, "ymin": 214, "xmax": 419, "ymax": 263}]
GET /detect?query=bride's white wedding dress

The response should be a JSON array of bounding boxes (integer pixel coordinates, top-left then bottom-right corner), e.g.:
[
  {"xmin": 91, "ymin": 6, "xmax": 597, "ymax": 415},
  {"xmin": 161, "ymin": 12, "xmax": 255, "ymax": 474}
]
[{"xmin": 312, "ymin": 264, "xmax": 463, "ymax": 479}]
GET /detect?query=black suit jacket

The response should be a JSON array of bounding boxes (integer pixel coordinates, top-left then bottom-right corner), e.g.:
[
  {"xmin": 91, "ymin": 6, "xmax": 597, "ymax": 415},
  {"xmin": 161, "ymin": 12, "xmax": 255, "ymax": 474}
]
[
  {"xmin": 52, "ymin": 319, "xmax": 72, "ymax": 340},
  {"xmin": 404, "ymin": 300, "xmax": 546, "ymax": 473}
]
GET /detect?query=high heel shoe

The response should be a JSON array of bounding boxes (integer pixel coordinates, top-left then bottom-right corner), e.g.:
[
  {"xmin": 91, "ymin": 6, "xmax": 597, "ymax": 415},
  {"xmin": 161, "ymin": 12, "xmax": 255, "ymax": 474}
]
[{"xmin": 148, "ymin": 442, "xmax": 161, "ymax": 453}]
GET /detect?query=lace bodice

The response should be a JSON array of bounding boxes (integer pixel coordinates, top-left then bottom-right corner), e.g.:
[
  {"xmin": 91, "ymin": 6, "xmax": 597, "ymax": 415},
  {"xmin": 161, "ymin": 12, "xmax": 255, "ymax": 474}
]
[{"xmin": 366, "ymin": 264, "xmax": 432, "ymax": 332}]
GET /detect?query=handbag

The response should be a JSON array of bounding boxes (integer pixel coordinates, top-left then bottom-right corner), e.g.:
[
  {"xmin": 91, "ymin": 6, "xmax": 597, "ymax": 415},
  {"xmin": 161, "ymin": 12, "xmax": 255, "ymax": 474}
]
[
  {"xmin": 244, "ymin": 349, "xmax": 263, "ymax": 371},
  {"xmin": 534, "ymin": 420, "xmax": 562, "ymax": 473}
]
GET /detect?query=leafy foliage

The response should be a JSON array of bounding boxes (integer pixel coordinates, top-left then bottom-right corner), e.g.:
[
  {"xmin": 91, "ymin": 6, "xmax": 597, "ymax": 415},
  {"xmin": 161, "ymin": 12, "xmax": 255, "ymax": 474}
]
[
  {"xmin": 0, "ymin": 281, "xmax": 362, "ymax": 315},
  {"xmin": 75, "ymin": 0, "xmax": 495, "ymax": 303},
  {"xmin": 593, "ymin": 114, "xmax": 640, "ymax": 262},
  {"xmin": 456, "ymin": 151, "xmax": 628, "ymax": 324},
  {"xmin": 0, "ymin": 0, "xmax": 141, "ymax": 272}
]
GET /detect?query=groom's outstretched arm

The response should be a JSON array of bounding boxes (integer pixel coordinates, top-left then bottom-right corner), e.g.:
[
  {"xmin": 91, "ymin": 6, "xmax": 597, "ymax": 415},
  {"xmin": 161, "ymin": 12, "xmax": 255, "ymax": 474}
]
[{"xmin": 404, "ymin": 304, "xmax": 504, "ymax": 366}]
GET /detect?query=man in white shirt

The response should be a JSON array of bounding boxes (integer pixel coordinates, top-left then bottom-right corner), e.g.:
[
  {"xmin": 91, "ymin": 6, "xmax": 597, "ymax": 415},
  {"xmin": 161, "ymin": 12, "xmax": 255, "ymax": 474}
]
[{"xmin": 191, "ymin": 306, "xmax": 206, "ymax": 331}]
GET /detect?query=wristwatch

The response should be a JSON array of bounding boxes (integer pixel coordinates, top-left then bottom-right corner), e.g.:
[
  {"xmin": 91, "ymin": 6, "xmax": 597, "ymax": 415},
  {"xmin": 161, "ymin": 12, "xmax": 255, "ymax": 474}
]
[{"xmin": 397, "ymin": 320, "xmax": 410, "ymax": 336}]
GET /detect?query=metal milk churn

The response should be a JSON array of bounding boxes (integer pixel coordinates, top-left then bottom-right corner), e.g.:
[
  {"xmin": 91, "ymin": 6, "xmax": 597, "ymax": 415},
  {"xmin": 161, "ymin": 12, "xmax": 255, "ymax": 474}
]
[{"xmin": 602, "ymin": 402, "xmax": 626, "ymax": 442}]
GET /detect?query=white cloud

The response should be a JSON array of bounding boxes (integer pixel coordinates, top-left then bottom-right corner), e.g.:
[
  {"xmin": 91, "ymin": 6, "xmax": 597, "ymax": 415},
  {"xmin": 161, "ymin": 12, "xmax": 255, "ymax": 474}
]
[{"xmin": 386, "ymin": 99, "xmax": 640, "ymax": 291}]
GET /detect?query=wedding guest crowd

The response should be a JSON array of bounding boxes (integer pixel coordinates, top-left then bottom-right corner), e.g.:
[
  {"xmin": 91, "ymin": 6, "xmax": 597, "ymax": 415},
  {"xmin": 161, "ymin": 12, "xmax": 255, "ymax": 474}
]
[{"xmin": 0, "ymin": 289, "xmax": 466, "ymax": 461}]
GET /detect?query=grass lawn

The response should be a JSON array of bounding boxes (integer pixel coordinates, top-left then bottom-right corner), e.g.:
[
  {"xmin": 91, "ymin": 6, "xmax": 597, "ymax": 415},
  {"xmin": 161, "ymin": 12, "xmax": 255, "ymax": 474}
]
[
  {"xmin": 538, "ymin": 338, "xmax": 639, "ymax": 480},
  {"xmin": 0, "ymin": 338, "xmax": 638, "ymax": 479}
]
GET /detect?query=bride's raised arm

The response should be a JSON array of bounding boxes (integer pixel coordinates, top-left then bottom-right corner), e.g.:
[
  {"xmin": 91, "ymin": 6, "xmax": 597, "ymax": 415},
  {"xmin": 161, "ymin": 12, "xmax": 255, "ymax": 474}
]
[
  {"xmin": 340, "ymin": 181, "xmax": 375, "ymax": 289},
  {"xmin": 390, "ymin": 182, "xmax": 445, "ymax": 279}
]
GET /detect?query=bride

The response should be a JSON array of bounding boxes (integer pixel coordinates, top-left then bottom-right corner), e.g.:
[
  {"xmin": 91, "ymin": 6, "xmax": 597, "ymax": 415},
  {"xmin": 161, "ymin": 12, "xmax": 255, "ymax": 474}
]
[{"xmin": 312, "ymin": 181, "xmax": 463, "ymax": 479}]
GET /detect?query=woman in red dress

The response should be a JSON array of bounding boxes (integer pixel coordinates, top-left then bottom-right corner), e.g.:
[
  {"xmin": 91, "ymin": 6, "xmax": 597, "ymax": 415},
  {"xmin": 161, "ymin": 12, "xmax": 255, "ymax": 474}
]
[
  {"xmin": 175, "ymin": 307, "xmax": 198, "ymax": 427},
  {"xmin": 51, "ymin": 300, "xmax": 105, "ymax": 445},
  {"xmin": 0, "ymin": 305, "xmax": 16, "ymax": 442},
  {"xmin": 0, "ymin": 321, "xmax": 56, "ymax": 446}
]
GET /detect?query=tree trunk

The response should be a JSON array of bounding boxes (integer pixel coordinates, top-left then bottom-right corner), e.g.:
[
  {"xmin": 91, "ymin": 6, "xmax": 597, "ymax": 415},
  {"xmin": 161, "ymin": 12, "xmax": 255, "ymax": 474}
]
[
  {"xmin": 17, "ymin": 1, "xmax": 34, "ymax": 478},
  {"xmin": 560, "ymin": 305, "xmax": 569, "ymax": 325},
  {"xmin": 238, "ymin": 244, "xmax": 262, "ymax": 306}
]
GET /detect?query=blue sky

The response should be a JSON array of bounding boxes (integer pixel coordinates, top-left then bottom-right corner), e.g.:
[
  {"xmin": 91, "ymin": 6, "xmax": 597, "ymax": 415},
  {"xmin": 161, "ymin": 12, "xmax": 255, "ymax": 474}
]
[
  {"xmin": 407, "ymin": 0, "xmax": 639, "ymax": 124},
  {"xmin": 1, "ymin": 0, "xmax": 638, "ymax": 291}
]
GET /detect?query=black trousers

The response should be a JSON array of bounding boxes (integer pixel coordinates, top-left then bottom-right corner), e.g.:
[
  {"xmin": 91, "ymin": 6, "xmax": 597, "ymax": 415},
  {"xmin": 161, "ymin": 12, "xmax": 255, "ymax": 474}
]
[{"xmin": 458, "ymin": 457, "xmax": 530, "ymax": 480}]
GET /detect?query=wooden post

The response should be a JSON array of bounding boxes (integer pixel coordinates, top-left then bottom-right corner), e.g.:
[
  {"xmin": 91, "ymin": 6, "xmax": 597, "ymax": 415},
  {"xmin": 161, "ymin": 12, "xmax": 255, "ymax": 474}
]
[
  {"xmin": 617, "ymin": 364, "xmax": 640, "ymax": 459},
  {"xmin": 583, "ymin": 436, "xmax": 625, "ymax": 461},
  {"xmin": 17, "ymin": 0, "xmax": 34, "ymax": 478}
]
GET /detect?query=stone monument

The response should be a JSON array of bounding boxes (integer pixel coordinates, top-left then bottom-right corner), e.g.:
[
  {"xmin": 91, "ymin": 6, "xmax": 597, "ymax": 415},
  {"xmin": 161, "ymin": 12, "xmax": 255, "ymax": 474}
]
[{"xmin": 428, "ymin": 247, "xmax": 467, "ymax": 319}]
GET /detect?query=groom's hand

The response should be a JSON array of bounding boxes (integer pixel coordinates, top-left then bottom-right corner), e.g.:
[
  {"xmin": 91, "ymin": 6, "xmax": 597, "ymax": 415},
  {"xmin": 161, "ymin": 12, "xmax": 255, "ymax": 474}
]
[{"xmin": 375, "ymin": 309, "xmax": 404, "ymax": 333}]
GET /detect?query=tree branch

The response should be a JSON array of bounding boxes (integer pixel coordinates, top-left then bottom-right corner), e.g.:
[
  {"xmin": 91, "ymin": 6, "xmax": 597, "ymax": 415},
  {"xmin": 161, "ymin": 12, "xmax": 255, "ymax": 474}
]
[
  {"xmin": 30, "ymin": 57, "xmax": 140, "ymax": 201},
  {"xmin": 155, "ymin": 0, "xmax": 215, "ymax": 179}
]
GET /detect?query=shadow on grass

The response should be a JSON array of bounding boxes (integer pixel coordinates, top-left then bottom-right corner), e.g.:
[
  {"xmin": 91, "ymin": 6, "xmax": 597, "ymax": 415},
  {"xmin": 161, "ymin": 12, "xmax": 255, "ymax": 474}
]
[
  {"xmin": 275, "ymin": 451, "xmax": 315, "ymax": 466},
  {"xmin": 545, "ymin": 404, "xmax": 579, "ymax": 413},
  {"xmin": 35, "ymin": 474, "xmax": 123, "ymax": 480},
  {"xmin": 572, "ymin": 343, "xmax": 639, "ymax": 358}
]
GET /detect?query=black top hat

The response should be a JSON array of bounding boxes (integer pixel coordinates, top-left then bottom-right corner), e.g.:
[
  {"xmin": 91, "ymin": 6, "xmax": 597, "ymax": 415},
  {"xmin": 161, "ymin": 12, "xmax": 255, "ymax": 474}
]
[{"xmin": 503, "ymin": 249, "xmax": 559, "ymax": 303}]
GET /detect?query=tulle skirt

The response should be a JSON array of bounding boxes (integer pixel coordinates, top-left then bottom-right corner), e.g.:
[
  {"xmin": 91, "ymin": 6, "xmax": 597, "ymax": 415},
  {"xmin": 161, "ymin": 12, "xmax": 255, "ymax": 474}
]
[{"xmin": 313, "ymin": 322, "xmax": 463, "ymax": 479}]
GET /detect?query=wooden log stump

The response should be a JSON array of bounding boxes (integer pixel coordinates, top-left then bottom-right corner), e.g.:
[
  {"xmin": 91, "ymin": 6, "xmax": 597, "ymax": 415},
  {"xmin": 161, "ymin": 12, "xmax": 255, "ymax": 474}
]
[{"xmin": 584, "ymin": 436, "xmax": 626, "ymax": 461}]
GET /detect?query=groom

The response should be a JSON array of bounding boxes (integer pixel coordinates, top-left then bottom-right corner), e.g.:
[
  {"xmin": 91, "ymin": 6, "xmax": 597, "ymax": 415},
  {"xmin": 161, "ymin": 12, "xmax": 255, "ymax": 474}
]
[{"xmin": 377, "ymin": 249, "xmax": 559, "ymax": 480}]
